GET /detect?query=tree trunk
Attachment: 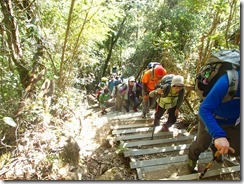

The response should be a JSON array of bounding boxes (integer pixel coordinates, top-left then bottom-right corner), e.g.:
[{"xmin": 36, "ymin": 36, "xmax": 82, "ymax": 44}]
[
  {"xmin": 102, "ymin": 16, "xmax": 127, "ymax": 77},
  {"xmin": 0, "ymin": 0, "xmax": 31, "ymax": 89},
  {"xmin": 59, "ymin": 0, "xmax": 76, "ymax": 89}
]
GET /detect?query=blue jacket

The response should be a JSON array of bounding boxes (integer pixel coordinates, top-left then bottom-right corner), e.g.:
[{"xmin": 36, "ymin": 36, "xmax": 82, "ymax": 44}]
[{"xmin": 199, "ymin": 70, "xmax": 240, "ymax": 139}]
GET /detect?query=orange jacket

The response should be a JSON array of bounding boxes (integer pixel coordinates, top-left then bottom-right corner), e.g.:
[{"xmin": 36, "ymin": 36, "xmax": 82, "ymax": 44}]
[{"xmin": 141, "ymin": 69, "xmax": 162, "ymax": 92}]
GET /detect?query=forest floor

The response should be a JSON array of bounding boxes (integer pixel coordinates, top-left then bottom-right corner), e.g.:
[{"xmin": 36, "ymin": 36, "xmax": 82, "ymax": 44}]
[{"xmin": 80, "ymin": 104, "xmax": 140, "ymax": 180}]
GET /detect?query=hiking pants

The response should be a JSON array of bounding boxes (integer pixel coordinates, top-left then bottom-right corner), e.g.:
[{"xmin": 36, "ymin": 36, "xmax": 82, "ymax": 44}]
[
  {"xmin": 154, "ymin": 105, "xmax": 177, "ymax": 127},
  {"xmin": 188, "ymin": 116, "xmax": 240, "ymax": 161},
  {"xmin": 124, "ymin": 96, "xmax": 140, "ymax": 112},
  {"xmin": 142, "ymin": 96, "xmax": 156, "ymax": 114},
  {"xmin": 115, "ymin": 94, "xmax": 123, "ymax": 112}
]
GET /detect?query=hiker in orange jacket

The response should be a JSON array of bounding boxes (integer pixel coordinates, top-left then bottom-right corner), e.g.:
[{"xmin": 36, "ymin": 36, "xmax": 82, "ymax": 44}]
[{"xmin": 141, "ymin": 65, "xmax": 167, "ymax": 118}]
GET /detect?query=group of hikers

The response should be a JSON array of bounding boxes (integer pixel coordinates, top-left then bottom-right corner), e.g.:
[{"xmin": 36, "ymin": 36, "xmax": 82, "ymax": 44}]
[
  {"xmin": 95, "ymin": 49, "xmax": 240, "ymax": 174},
  {"xmin": 96, "ymin": 73, "xmax": 141, "ymax": 115}
]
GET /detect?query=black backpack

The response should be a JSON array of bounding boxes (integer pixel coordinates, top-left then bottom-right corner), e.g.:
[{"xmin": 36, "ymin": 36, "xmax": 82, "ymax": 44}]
[
  {"xmin": 157, "ymin": 74, "xmax": 174, "ymax": 97},
  {"xmin": 195, "ymin": 49, "xmax": 240, "ymax": 103},
  {"xmin": 147, "ymin": 62, "xmax": 160, "ymax": 69}
]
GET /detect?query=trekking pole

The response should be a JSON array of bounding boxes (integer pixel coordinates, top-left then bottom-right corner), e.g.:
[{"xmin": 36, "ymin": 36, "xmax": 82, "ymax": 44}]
[
  {"xmin": 151, "ymin": 102, "xmax": 159, "ymax": 140},
  {"xmin": 199, "ymin": 147, "xmax": 235, "ymax": 179},
  {"xmin": 199, "ymin": 151, "xmax": 221, "ymax": 179}
]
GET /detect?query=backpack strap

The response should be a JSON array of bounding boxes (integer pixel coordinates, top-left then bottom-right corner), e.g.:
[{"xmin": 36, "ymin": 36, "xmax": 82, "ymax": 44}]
[
  {"xmin": 161, "ymin": 83, "xmax": 171, "ymax": 97},
  {"xmin": 222, "ymin": 70, "xmax": 239, "ymax": 103},
  {"xmin": 149, "ymin": 68, "xmax": 154, "ymax": 81}
]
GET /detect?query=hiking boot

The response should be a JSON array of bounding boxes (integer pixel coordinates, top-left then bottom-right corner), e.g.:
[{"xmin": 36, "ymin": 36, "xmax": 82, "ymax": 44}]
[
  {"xmin": 161, "ymin": 124, "xmax": 169, "ymax": 132},
  {"xmin": 187, "ymin": 157, "xmax": 198, "ymax": 173},
  {"xmin": 141, "ymin": 113, "xmax": 146, "ymax": 118}
]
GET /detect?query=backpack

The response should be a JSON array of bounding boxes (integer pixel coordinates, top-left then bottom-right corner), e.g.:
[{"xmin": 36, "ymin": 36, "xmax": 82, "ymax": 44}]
[
  {"xmin": 157, "ymin": 74, "xmax": 174, "ymax": 97},
  {"xmin": 147, "ymin": 62, "xmax": 160, "ymax": 69},
  {"xmin": 118, "ymin": 82, "xmax": 127, "ymax": 95},
  {"xmin": 139, "ymin": 62, "xmax": 160, "ymax": 83},
  {"xmin": 113, "ymin": 80, "xmax": 122, "ymax": 96},
  {"xmin": 195, "ymin": 49, "xmax": 240, "ymax": 103}
]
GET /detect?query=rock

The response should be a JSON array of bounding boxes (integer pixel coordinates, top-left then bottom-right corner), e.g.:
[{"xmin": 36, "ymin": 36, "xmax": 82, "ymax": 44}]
[{"xmin": 59, "ymin": 136, "xmax": 80, "ymax": 166}]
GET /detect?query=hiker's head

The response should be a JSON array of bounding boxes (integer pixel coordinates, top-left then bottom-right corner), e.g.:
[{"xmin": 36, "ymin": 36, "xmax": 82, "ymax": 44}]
[
  {"xmin": 101, "ymin": 77, "xmax": 108, "ymax": 82},
  {"xmin": 104, "ymin": 88, "xmax": 109, "ymax": 94},
  {"xmin": 171, "ymin": 75, "xmax": 184, "ymax": 92},
  {"xmin": 154, "ymin": 65, "xmax": 167, "ymax": 78},
  {"xmin": 128, "ymin": 76, "xmax": 135, "ymax": 85}
]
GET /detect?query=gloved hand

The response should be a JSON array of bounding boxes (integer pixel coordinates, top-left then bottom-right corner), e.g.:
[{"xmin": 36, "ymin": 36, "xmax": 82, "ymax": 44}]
[{"xmin": 156, "ymin": 88, "xmax": 164, "ymax": 94}]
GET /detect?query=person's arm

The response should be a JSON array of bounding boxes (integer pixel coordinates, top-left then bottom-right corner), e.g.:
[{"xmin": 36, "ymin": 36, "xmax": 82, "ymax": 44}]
[
  {"xmin": 199, "ymin": 75, "xmax": 229, "ymax": 139},
  {"xmin": 199, "ymin": 74, "xmax": 236, "ymax": 154},
  {"xmin": 149, "ymin": 90, "xmax": 157, "ymax": 98},
  {"xmin": 141, "ymin": 71, "xmax": 150, "ymax": 96},
  {"xmin": 99, "ymin": 94, "xmax": 104, "ymax": 104},
  {"xmin": 111, "ymin": 87, "xmax": 116, "ymax": 97},
  {"xmin": 176, "ymin": 88, "xmax": 185, "ymax": 108},
  {"xmin": 142, "ymin": 83, "xmax": 148, "ymax": 95}
]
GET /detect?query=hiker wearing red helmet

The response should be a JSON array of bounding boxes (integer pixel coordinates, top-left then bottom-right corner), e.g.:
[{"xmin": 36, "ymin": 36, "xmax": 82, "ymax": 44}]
[{"xmin": 141, "ymin": 64, "xmax": 167, "ymax": 118}]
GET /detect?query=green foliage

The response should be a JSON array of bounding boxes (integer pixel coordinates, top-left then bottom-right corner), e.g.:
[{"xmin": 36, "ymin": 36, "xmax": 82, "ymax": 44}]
[
  {"xmin": 0, "ymin": 0, "xmax": 240, "ymax": 180},
  {"xmin": 115, "ymin": 144, "xmax": 129, "ymax": 155}
]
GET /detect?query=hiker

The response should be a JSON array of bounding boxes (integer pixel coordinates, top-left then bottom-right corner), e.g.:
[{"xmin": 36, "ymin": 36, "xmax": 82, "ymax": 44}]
[
  {"xmin": 138, "ymin": 62, "xmax": 160, "ymax": 83},
  {"xmin": 108, "ymin": 74, "xmax": 116, "ymax": 94},
  {"xmin": 149, "ymin": 74, "xmax": 185, "ymax": 131},
  {"xmin": 119, "ymin": 76, "xmax": 140, "ymax": 112},
  {"xmin": 141, "ymin": 65, "xmax": 167, "ymax": 118},
  {"xmin": 99, "ymin": 88, "xmax": 110, "ymax": 115},
  {"xmin": 98, "ymin": 77, "xmax": 108, "ymax": 89},
  {"xmin": 187, "ymin": 66, "xmax": 240, "ymax": 173},
  {"xmin": 96, "ymin": 77, "xmax": 109, "ymax": 103},
  {"xmin": 135, "ymin": 82, "xmax": 143, "ymax": 102},
  {"xmin": 111, "ymin": 80, "xmax": 123, "ymax": 112}
]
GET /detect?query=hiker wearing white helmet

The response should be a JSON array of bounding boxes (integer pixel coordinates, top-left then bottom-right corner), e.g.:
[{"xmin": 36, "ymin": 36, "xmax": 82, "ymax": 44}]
[
  {"xmin": 149, "ymin": 74, "xmax": 185, "ymax": 131},
  {"xmin": 119, "ymin": 76, "xmax": 140, "ymax": 112}
]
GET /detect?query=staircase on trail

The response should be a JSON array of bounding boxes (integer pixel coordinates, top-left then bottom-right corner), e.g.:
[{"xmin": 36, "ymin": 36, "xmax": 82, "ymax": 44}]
[{"xmin": 109, "ymin": 112, "xmax": 240, "ymax": 180}]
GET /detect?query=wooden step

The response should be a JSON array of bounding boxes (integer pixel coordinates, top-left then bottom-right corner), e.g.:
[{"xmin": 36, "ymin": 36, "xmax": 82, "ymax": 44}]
[
  {"xmin": 161, "ymin": 165, "xmax": 240, "ymax": 180},
  {"xmin": 129, "ymin": 151, "xmax": 212, "ymax": 169},
  {"xmin": 111, "ymin": 116, "xmax": 240, "ymax": 180},
  {"xmin": 124, "ymin": 143, "xmax": 190, "ymax": 157},
  {"xmin": 112, "ymin": 125, "xmax": 187, "ymax": 135},
  {"xmin": 111, "ymin": 123, "xmax": 153, "ymax": 130},
  {"xmin": 116, "ymin": 131, "xmax": 173, "ymax": 141},
  {"xmin": 121, "ymin": 135, "xmax": 194, "ymax": 148}
]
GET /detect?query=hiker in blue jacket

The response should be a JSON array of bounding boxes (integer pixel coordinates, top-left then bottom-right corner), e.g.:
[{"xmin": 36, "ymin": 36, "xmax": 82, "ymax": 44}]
[{"xmin": 187, "ymin": 69, "xmax": 240, "ymax": 173}]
